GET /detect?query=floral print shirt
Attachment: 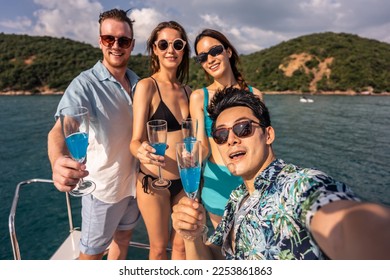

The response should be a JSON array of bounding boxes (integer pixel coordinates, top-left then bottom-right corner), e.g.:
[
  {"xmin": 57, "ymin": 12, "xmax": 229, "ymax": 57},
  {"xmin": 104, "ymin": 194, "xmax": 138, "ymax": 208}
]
[{"xmin": 208, "ymin": 159, "xmax": 359, "ymax": 260}]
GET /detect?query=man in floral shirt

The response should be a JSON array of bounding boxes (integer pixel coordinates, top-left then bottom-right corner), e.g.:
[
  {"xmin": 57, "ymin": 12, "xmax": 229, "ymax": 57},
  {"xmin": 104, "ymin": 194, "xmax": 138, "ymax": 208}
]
[{"xmin": 172, "ymin": 87, "xmax": 390, "ymax": 260}]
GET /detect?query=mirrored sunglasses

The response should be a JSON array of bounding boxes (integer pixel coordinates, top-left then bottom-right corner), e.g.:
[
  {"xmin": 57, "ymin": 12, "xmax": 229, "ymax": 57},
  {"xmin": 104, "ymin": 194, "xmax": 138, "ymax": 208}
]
[
  {"xmin": 100, "ymin": 35, "xmax": 133, "ymax": 49},
  {"xmin": 195, "ymin": 45, "xmax": 224, "ymax": 64},
  {"xmin": 155, "ymin": 38, "xmax": 186, "ymax": 51},
  {"xmin": 212, "ymin": 120, "xmax": 263, "ymax": 145}
]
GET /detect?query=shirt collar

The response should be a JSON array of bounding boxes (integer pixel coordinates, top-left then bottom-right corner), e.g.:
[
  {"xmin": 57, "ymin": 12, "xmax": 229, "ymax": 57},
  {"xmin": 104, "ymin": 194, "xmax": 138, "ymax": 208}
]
[
  {"xmin": 253, "ymin": 159, "xmax": 285, "ymax": 191},
  {"xmin": 92, "ymin": 61, "xmax": 139, "ymax": 92}
]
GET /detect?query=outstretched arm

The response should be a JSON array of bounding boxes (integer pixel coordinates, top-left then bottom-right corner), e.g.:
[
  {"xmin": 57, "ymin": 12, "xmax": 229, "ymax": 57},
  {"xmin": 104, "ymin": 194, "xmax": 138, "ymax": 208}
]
[{"xmin": 311, "ymin": 200, "xmax": 390, "ymax": 259}]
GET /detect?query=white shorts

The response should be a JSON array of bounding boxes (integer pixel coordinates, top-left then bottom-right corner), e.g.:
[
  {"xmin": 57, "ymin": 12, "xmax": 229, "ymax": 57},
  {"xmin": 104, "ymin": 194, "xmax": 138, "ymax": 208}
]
[{"xmin": 79, "ymin": 194, "xmax": 140, "ymax": 255}]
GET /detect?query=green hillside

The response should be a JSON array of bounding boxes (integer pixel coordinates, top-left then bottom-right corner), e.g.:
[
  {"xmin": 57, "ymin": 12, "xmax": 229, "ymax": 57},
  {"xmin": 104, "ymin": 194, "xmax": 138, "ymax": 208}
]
[
  {"xmin": 241, "ymin": 32, "xmax": 390, "ymax": 94},
  {"xmin": 0, "ymin": 33, "xmax": 149, "ymax": 94},
  {"xmin": 1, "ymin": 32, "xmax": 389, "ymax": 94}
]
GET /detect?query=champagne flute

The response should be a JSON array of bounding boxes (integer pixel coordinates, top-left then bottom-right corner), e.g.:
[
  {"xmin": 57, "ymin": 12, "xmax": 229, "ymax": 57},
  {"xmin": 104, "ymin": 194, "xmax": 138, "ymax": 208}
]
[
  {"xmin": 60, "ymin": 106, "xmax": 96, "ymax": 197},
  {"xmin": 176, "ymin": 140, "xmax": 201, "ymax": 199},
  {"xmin": 182, "ymin": 118, "xmax": 198, "ymax": 152},
  {"xmin": 181, "ymin": 118, "xmax": 198, "ymax": 142},
  {"xmin": 147, "ymin": 119, "xmax": 171, "ymax": 189},
  {"xmin": 176, "ymin": 140, "xmax": 207, "ymax": 240}
]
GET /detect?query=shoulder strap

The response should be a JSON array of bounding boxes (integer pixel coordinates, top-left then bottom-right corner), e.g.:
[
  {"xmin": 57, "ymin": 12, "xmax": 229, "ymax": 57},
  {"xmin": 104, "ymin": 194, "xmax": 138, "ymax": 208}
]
[
  {"xmin": 248, "ymin": 85, "xmax": 253, "ymax": 93},
  {"xmin": 150, "ymin": 77, "xmax": 163, "ymax": 100},
  {"xmin": 183, "ymin": 86, "xmax": 190, "ymax": 102},
  {"xmin": 202, "ymin": 87, "xmax": 209, "ymax": 111}
]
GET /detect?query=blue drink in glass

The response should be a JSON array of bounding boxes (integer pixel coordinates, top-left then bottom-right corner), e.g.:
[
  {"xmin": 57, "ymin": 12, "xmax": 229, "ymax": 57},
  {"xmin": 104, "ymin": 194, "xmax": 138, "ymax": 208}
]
[
  {"xmin": 65, "ymin": 132, "xmax": 88, "ymax": 162},
  {"xmin": 60, "ymin": 105, "xmax": 96, "ymax": 197},
  {"xmin": 151, "ymin": 142, "xmax": 167, "ymax": 156},
  {"xmin": 147, "ymin": 119, "xmax": 171, "ymax": 189},
  {"xmin": 176, "ymin": 141, "xmax": 202, "ymax": 200},
  {"xmin": 180, "ymin": 165, "xmax": 201, "ymax": 199},
  {"xmin": 183, "ymin": 136, "xmax": 196, "ymax": 151}
]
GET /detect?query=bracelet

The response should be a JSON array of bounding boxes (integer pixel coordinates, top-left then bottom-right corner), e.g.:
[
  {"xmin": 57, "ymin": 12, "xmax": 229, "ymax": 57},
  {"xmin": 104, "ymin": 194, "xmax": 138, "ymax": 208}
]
[
  {"xmin": 201, "ymin": 225, "xmax": 208, "ymax": 243},
  {"xmin": 182, "ymin": 225, "xmax": 208, "ymax": 242}
]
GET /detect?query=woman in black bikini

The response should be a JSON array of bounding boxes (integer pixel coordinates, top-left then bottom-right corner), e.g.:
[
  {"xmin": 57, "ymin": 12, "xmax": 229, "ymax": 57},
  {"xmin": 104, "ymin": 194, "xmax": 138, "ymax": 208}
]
[{"xmin": 130, "ymin": 21, "xmax": 191, "ymax": 260}]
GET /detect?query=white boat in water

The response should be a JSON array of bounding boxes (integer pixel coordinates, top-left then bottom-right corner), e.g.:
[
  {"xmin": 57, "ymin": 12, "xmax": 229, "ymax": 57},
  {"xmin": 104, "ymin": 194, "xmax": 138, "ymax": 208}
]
[
  {"xmin": 300, "ymin": 96, "xmax": 314, "ymax": 103},
  {"xmin": 8, "ymin": 179, "xmax": 158, "ymax": 260}
]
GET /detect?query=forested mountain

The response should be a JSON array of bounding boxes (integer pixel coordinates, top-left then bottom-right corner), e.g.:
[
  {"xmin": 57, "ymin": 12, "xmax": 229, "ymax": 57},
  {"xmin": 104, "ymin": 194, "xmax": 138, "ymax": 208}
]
[
  {"xmin": 241, "ymin": 32, "xmax": 390, "ymax": 94},
  {"xmin": 1, "ymin": 32, "xmax": 389, "ymax": 94}
]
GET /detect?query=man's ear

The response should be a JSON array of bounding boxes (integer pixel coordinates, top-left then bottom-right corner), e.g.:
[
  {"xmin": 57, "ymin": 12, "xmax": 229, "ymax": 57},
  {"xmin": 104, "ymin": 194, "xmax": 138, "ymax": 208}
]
[
  {"xmin": 265, "ymin": 126, "xmax": 275, "ymax": 145},
  {"xmin": 130, "ymin": 39, "xmax": 135, "ymax": 51}
]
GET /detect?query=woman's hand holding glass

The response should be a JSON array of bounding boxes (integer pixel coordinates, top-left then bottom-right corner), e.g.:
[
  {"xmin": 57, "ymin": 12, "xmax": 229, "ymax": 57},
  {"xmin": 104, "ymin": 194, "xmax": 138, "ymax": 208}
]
[{"xmin": 147, "ymin": 119, "xmax": 171, "ymax": 189}]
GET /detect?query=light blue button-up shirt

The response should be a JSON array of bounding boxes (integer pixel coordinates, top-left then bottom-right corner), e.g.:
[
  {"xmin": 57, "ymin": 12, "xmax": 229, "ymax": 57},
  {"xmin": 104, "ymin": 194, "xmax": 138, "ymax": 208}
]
[{"xmin": 55, "ymin": 61, "xmax": 140, "ymax": 203}]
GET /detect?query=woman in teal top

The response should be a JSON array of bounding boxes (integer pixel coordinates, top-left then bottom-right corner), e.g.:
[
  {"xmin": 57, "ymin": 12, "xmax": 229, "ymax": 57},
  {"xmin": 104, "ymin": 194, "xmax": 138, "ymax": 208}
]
[{"xmin": 190, "ymin": 29, "xmax": 263, "ymax": 228}]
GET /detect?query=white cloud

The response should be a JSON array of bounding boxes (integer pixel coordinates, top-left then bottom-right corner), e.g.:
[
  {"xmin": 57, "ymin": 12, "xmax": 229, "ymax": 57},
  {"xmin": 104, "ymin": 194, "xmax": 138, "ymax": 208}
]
[
  {"xmin": 32, "ymin": 0, "xmax": 102, "ymax": 46},
  {"xmin": 0, "ymin": 17, "xmax": 32, "ymax": 31},
  {"xmin": 0, "ymin": 0, "xmax": 389, "ymax": 55},
  {"xmin": 130, "ymin": 8, "xmax": 166, "ymax": 55}
]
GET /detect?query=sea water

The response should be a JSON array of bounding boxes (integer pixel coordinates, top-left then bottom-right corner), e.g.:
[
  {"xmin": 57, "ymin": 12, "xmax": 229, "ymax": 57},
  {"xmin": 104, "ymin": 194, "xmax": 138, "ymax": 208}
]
[{"xmin": 1, "ymin": 94, "xmax": 389, "ymax": 260}]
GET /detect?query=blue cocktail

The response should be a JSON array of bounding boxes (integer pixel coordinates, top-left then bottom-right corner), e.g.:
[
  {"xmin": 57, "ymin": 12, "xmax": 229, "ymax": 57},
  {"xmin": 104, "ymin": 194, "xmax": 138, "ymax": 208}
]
[
  {"xmin": 151, "ymin": 142, "xmax": 167, "ymax": 156},
  {"xmin": 176, "ymin": 141, "xmax": 202, "ymax": 200},
  {"xmin": 147, "ymin": 119, "xmax": 171, "ymax": 189},
  {"xmin": 179, "ymin": 165, "xmax": 201, "ymax": 199},
  {"xmin": 65, "ymin": 132, "xmax": 88, "ymax": 162},
  {"xmin": 60, "ymin": 106, "xmax": 96, "ymax": 197}
]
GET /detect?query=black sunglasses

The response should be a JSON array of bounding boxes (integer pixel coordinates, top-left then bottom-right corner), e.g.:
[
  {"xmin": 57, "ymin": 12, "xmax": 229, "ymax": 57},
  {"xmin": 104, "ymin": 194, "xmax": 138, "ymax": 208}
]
[
  {"xmin": 155, "ymin": 38, "xmax": 186, "ymax": 51},
  {"xmin": 100, "ymin": 35, "xmax": 133, "ymax": 49},
  {"xmin": 212, "ymin": 120, "xmax": 263, "ymax": 145},
  {"xmin": 195, "ymin": 45, "xmax": 224, "ymax": 63}
]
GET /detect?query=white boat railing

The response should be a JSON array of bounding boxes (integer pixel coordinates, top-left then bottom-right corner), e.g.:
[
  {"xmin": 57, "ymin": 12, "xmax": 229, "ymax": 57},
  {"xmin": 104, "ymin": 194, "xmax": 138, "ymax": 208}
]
[
  {"xmin": 8, "ymin": 178, "xmax": 160, "ymax": 260},
  {"xmin": 9, "ymin": 179, "xmax": 62, "ymax": 260}
]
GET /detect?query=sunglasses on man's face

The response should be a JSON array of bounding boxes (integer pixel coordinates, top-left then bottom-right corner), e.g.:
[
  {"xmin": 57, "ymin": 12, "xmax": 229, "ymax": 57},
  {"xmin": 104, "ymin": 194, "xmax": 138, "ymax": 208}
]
[
  {"xmin": 212, "ymin": 120, "xmax": 263, "ymax": 145},
  {"xmin": 195, "ymin": 45, "xmax": 224, "ymax": 64},
  {"xmin": 154, "ymin": 38, "xmax": 186, "ymax": 52},
  {"xmin": 100, "ymin": 35, "xmax": 133, "ymax": 49}
]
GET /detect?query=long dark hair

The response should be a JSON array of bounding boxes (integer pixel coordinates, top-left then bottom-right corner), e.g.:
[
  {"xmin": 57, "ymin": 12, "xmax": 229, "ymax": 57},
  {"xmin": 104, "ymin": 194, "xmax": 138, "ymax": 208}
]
[
  {"xmin": 147, "ymin": 21, "xmax": 190, "ymax": 84},
  {"xmin": 194, "ymin": 29, "xmax": 248, "ymax": 89}
]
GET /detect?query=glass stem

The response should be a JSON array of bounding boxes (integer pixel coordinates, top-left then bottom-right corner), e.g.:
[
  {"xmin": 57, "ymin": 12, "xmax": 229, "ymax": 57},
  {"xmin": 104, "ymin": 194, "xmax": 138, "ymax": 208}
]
[{"xmin": 158, "ymin": 166, "xmax": 163, "ymax": 182}]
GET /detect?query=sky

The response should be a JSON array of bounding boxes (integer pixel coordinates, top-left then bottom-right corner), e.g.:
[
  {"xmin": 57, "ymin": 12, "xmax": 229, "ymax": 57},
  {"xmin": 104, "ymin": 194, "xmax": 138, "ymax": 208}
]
[{"xmin": 0, "ymin": 0, "xmax": 389, "ymax": 55}]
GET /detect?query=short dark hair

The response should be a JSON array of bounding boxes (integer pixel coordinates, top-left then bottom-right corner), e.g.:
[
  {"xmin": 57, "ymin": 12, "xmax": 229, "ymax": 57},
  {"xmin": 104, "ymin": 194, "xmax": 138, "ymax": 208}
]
[
  {"xmin": 207, "ymin": 87, "xmax": 271, "ymax": 132},
  {"xmin": 99, "ymin": 8, "xmax": 135, "ymax": 35}
]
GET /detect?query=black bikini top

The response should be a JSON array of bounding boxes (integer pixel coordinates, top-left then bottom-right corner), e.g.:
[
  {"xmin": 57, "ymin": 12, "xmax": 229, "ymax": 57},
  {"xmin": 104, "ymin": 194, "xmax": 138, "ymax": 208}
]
[{"xmin": 149, "ymin": 77, "xmax": 189, "ymax": 132}]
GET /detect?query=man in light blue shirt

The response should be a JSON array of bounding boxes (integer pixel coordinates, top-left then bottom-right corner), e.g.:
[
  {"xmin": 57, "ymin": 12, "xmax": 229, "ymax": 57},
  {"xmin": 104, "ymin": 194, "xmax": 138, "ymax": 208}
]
[{"xmin": 48, "ymin": 9, "xmax": 140, "ymax": 260}]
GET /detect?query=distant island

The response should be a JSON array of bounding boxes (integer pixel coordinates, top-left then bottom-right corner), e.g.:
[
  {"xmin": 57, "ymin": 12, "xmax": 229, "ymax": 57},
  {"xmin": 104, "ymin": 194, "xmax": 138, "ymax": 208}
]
[{"xmin": 1, "ymin": 32, "xmax": 389, "ymax": 95}]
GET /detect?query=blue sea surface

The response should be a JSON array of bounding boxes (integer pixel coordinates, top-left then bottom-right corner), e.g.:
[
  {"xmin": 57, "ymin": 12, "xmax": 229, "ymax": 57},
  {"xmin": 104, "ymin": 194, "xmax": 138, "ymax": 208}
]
[{"xmin": 0, "ymin": 94, "xmax": 389, "ymax": 260}]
